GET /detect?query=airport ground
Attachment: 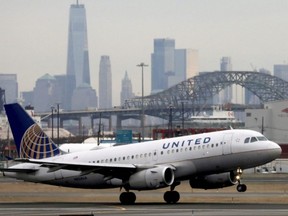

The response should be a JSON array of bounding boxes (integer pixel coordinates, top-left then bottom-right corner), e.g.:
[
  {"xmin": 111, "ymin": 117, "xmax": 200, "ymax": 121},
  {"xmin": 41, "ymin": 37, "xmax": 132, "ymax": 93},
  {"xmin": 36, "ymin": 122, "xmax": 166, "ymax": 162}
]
[{"xmin": 1, "ymin": 173, "xmax": 288, "ymax": 215}]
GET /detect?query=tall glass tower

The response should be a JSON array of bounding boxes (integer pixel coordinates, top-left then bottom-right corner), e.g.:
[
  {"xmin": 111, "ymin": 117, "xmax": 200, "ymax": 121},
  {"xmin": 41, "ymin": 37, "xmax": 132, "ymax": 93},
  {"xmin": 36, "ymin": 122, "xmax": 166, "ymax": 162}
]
[
  {"xmin": 99, "ymin": 56, "xmax": 112, "ymax": 109},
  {"xmin": 66, "ymin": 2, "xmax": 90, "ymax": 87},
  {"xmin": 151, "ymin": 38, "xmax": 175, "ymax": 94}
]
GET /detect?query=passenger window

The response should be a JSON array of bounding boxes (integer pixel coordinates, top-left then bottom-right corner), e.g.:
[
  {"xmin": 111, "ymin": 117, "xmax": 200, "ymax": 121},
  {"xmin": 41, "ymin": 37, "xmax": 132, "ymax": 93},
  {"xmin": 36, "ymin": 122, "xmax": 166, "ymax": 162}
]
[
  {"xmin": 244, "ymin": 137, "xmax": 250, "ymax": 143},
  {"xmin": 251, "ymin": 137, "xmax": 257, "ymax": 142}
]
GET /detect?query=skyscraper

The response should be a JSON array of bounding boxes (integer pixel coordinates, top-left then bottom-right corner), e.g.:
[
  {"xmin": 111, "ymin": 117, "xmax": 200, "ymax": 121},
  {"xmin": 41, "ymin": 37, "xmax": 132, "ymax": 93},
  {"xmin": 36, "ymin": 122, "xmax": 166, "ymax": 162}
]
[
  {"xmin": 274, "ymin": 64, "xmax": 288, "ymax": 81},
  {"xmin": 99, "ymin": 56, "xmax": 112, "ymax": 109},
  {"xmin": 151, "ymin": 39, "xmax": 199, "ymax": 93},
  {"xmin": 66, "ymin": 2, "xmax": 90, "ymax": 87},
  {"xmin": 151, "ymin": 38, "xmax": 175, "ymax": 94},
  {"xmin": 217, "ymin": 57, "xmax": 233, "ymax": 104},
  {"xmin": 173, "ymin": 49, "xmax": 198, "ymax": 86},
  {"xmin": 33, "ymin": 74, "xmax": 56, "ymax": 112},
  {"xmin": 0, "ymin": 74, "xmax": 18, "ymax": 104},
  {"xmin": 65, "ymin": 2, "xmax": 97, "ymax": 110},
  {"xmin": 121, "ymin": 71, "xmax": 135, "ymax": 105}
]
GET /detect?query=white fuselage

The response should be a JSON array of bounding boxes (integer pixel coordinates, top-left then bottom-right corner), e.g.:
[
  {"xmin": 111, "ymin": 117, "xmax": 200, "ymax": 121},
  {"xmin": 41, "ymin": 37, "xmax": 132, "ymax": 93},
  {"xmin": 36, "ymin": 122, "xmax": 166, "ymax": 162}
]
[{"xmin": 4, "ymin": 129, "xmax": 281, "ymax": 189}]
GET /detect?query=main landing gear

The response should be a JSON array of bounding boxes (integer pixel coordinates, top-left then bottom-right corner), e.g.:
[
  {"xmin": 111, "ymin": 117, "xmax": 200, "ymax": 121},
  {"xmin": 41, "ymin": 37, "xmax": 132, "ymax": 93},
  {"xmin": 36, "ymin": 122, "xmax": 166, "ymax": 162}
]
[
  {"xmin": 163, "ymin": 182, "xmax": 181, "ymax": 204},
  {"xmin": 235, "ymin": 168, "xmax": 247, "ymax": 192},
  {"xmin": 119, "ymin": 182, "xmax": 181, "ymax": 205},
  {"xmin": 119, "ymin": 191, "xmax": 136, "ymax": 205}
]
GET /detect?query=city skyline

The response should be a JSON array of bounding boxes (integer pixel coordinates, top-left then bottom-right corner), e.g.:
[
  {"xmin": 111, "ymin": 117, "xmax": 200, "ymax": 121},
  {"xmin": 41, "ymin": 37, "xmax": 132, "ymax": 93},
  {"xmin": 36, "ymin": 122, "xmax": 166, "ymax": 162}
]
[{"xmin": 1, "ymin": 0, "xmax": 288, "ymax": 106}]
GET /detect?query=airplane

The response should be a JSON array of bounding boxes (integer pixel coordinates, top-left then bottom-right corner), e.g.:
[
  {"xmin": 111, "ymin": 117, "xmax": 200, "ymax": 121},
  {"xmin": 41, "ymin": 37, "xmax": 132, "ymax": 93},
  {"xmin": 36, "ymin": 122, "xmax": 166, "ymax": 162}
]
[{"xmin": 1, "ymin": 103, "xmax": 282, "ymax": 204}]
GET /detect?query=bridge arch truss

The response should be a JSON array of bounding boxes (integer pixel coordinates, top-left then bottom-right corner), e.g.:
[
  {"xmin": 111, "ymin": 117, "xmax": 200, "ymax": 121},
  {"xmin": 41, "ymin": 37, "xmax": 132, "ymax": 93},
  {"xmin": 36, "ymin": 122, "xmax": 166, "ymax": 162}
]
[{"xmin": 124, "ymin": 71, "xmax": 288, "ymax": 120}]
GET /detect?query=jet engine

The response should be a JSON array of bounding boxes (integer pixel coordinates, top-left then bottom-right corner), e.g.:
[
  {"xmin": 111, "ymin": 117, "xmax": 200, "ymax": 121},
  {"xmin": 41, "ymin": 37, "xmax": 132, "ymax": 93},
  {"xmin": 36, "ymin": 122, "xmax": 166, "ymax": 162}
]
[
  {"xmin": 189, "ymin": 172, "xmax": 238, "ymax": 189},
  {"xmin": 128, "ymin": 166, "xmax": 174, "ymax": 190}
]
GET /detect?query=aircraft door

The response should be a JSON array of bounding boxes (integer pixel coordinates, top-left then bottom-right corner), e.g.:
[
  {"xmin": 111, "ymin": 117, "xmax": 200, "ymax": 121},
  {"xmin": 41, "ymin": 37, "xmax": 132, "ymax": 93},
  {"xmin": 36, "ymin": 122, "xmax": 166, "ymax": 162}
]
[{"xmin": 222, "ymin": 134, "xmax": 233, "ymax": 155}]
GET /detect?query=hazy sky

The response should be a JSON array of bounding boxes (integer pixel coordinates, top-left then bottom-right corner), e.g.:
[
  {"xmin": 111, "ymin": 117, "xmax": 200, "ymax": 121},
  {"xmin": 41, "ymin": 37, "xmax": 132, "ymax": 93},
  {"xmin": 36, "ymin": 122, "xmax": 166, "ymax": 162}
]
[{"xmin": 1, "ymin": 0, "xmax": 288, "ymax": 105}]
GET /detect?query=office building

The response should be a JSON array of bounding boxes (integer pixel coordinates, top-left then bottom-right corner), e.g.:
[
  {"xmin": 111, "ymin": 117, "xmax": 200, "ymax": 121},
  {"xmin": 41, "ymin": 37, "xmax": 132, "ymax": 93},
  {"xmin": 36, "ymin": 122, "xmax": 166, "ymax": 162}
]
[
  {"xmin": 245, "ymin": 68, "xmax": 270, "ymax": 104},
  {"xmin": 151, "ymin": 39, "xmax": 199, "ymax": 93},
  {"xmin": 66, "ymin": 2, "xmax": 90, "ymax": 88},
  {"xmin": 217, "ymin": 57, "xmax": 233, "ymax": 104},
  {"xmin": 173, "ymin": 49, "xmax": 198, "ymax": 86},
  {"xmin": 71, "ymin": 84, "xmax": 98, "ymax": 110},
  {"xmin": 274, "ymin": 64, "xmax": 288, "ymax": 82},
  {"xmin": 65, "ymin": 2, "xmax": 98, "ymax": 110},
  {"xmin": 121, "ymin": 71, "xmax": 135, "ymax": 105},
  {"xmin": 151, "ymin": 38, "xmax": 175, "ymax": 94},
  {"xmin": 99, "ymin": 56, "xmax": 112, "ymax": 109},
  {"xmin": 0, "ymin": 74, "xmax": 18, "ymax": 104},
  {"xmin": 33, "ymin": 74, "xmax": 56, "ymax": 112}
]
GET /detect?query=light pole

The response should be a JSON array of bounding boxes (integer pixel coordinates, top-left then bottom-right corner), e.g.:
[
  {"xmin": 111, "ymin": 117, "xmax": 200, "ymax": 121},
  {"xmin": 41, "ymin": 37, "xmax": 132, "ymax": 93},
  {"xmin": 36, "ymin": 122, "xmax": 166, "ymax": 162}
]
[
  {"xmin": 51, "ymin": 106, "xmax": 55, "ymax": 140},
  {"xmin": 56, "ymin": 103, "xmax": 60, "ymax": 145},
  {"xmin": 137, "ymin": 62, "xmax": 148, "ymax": 142},
  {"xmin": 168, "ymin": 104, "xmax": 173, "ymax": 138}
]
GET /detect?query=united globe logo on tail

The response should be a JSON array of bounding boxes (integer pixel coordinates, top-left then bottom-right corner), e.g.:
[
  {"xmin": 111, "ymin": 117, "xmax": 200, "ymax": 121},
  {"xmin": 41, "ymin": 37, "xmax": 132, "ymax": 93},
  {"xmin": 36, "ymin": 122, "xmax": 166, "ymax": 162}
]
[
  {"xmin": 4, "ymin": 103, "xmax": 61, "ymax": 160},
  {"xmin": 20, "ymin": 124, "xmax": 60, "ymax": 159}
]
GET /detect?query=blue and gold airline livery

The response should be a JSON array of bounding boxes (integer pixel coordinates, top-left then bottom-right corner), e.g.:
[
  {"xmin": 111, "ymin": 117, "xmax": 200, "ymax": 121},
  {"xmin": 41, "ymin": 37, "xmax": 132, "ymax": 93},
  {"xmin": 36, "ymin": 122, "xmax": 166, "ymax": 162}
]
[
  {"xmin": 1, "ymin": 103, "xmax": 282, "ymax": 204},
  {"xmin": 5, "ymin": 103, "xmax": 60, "ymax": 159}
]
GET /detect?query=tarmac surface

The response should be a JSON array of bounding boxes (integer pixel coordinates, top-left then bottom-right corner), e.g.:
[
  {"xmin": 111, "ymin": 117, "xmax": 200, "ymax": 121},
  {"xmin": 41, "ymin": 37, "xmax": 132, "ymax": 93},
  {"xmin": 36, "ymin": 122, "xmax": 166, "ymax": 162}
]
[{"xmin": 1, "ymin": 174, "xmax": 288, "ymax": 215}]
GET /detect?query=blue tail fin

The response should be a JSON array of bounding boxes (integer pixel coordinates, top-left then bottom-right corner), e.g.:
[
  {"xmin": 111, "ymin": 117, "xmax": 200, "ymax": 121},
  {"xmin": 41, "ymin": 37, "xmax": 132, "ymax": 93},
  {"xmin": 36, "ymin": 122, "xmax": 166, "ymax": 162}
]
[{"xmin": 4, "ymin": 103, "xmax": 60, "ymax": 159}]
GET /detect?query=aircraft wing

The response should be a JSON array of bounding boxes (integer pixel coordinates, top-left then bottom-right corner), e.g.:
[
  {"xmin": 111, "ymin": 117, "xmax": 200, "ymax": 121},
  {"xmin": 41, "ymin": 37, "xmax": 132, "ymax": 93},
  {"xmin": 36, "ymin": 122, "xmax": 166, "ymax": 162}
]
[
  {"xmin": 1, "ymin": 167, "xmax": 39, "ymax": 173},
  {"xmin": 18, "ymin": 158, "xmax": 154, "ymax": 179}
]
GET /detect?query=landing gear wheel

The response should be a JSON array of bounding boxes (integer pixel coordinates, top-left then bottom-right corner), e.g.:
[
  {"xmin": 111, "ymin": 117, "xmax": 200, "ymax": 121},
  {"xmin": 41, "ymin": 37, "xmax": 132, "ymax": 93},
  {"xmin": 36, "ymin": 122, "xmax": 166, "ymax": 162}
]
[
  {"xmin": 235, "ymin": 168, "xmax": 246, "ymax": 193},
  {"xmin": 237, "ymin": 184, "xmax": 247, "ymax": 192},
  {"xmin": 164, "ymin": 191, "xmax": 180, "ymax": 204},
  {"xmin": 119, "ymin": 192, "xmax": 136, "ymax": 205}
]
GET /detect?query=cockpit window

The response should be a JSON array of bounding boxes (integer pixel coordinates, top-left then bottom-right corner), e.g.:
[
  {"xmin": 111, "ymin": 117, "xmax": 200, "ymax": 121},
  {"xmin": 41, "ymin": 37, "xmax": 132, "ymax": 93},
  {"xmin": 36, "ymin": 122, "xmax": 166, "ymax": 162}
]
[
  {"xmin": 257, "ymin": 136, "xmax": 267, "ymax": 141},
  {"xmin": 244, "ymin": 137, "xmax": 250, "ymax": 143},
  {"xmin": 245, "ymin": 136, "xmax": 268, "ymax": 143}
]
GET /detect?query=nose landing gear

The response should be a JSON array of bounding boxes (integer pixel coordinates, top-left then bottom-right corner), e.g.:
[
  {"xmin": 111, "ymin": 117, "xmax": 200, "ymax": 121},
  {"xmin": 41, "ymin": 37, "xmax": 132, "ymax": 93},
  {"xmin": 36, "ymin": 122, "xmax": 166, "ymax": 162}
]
[{"xmin": 235, "ymin": 168, "xmax": 247, "ymax": 192}]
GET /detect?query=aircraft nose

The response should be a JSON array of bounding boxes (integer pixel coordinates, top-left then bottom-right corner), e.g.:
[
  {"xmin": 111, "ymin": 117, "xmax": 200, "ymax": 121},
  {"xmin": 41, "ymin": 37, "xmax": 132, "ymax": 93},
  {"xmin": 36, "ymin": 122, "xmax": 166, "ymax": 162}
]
[{"xmin": 270, "ymin": 142, "xmax": 282, "ymax": 159}]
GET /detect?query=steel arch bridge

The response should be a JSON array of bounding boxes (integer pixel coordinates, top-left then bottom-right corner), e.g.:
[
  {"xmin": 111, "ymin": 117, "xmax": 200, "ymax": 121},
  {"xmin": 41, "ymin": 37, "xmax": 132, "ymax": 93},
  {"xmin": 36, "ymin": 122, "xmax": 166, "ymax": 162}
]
[{"xmin": 124, "ymin": 71, "xmax": 288, "ymax": 120}]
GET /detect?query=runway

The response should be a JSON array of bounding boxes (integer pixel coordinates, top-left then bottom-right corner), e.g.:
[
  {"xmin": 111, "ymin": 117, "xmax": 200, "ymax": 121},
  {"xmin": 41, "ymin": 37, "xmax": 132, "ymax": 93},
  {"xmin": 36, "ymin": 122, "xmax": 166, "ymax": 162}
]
[
  {"xmin": 1, "ymin": 174, "xmax": 288, "ymax": 215},
  {"xmin": 1, "ymin": 202, "xmax": 288, "ymax": 216}
]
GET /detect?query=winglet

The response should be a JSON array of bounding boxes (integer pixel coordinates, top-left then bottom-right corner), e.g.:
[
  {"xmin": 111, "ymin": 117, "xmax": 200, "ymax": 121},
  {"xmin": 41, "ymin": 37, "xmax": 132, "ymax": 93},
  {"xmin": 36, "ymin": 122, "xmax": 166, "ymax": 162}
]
[{"xmin": 4, "ymin": 103, "xmax": 60, "ymax": 159}]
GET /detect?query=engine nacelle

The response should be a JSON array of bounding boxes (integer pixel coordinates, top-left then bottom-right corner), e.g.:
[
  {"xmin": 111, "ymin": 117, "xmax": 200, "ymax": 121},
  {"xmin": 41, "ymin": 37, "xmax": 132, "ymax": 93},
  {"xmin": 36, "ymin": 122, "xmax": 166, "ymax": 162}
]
[
  {"xmin": 189, "ymin": 172, "xmax": 238, "ymax": 189},
  {"xmin": 129, "ymin": 166, "xmax": 174, "ymax": 190}
]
